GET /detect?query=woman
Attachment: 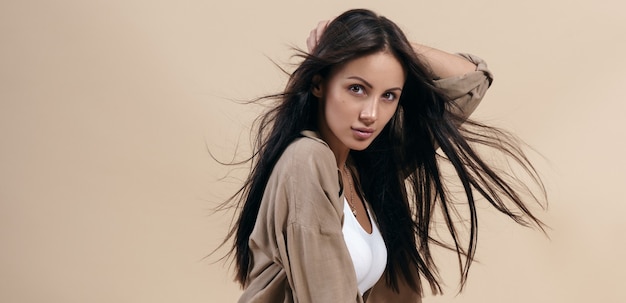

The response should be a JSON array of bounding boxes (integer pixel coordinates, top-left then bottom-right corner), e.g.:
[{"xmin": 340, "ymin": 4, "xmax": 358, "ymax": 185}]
[{"xmin": 220, "ymin": 8, "xmax": 545, "ymax": 303}]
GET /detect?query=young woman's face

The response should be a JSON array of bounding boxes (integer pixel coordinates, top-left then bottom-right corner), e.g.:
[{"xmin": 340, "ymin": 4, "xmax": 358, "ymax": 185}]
[{"xmin": 315, "ymin": 51, "xmax": 405, "ymax": 153}]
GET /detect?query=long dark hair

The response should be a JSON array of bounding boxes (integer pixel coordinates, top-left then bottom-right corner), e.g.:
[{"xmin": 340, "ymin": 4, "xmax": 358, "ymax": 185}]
[{"xmin": 219, "ymin": 8, "xmax": 546, "ymax": 296}]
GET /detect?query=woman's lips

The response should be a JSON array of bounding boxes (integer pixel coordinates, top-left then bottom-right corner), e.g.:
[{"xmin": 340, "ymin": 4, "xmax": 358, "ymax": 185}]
[{"xmin": 352, "ymin": 127, "xmax": 374, "ymax": 140}]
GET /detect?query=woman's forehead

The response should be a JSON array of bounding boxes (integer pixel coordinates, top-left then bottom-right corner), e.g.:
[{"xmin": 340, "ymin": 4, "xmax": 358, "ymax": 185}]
[{"xmin": 329, "ymin": 51, "xmax": 406, "ymax": 87}]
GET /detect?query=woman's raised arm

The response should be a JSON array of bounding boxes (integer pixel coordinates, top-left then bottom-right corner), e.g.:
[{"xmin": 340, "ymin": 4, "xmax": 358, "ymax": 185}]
[
  {"xmin": 411, "ymin": 43, "xmax": 477, "ymax": 78},
  {"xmin": 412, "ymin": 43, "xmax": 494, "ymax": 123}
]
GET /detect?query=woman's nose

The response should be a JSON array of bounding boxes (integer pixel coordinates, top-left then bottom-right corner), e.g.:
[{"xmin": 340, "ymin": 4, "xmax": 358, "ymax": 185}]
[{"xmin": 359, "ymin": 98, "xmax": 378, "ymax": 124}]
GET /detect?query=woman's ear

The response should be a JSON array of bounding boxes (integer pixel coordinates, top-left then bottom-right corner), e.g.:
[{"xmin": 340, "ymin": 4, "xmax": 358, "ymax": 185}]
[{"xmin": 312, "ymin": 75, "xmax": 324, "ymax": 98}]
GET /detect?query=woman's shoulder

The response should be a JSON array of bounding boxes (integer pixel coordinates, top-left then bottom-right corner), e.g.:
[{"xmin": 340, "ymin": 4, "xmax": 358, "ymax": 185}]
[
  {"xmin": 272, "ymin": 130, "xmax": 338, "ymax": 187},
  {"xmin": 267, "ymin": 131, "xmax": 343, "ymax": 227},
  {"xmin": 279, "ymin": 131, "xmax": 336, "ymax": 166}
]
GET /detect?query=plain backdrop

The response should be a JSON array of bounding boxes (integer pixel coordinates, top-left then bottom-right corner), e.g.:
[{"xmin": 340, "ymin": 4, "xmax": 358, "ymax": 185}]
[{"xmin": 1, "ymin": 0, "xmax": 625, "ymax": 302}]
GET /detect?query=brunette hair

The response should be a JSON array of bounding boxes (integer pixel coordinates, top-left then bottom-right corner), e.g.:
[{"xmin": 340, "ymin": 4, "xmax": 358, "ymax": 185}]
[{"xmin": 219, "ymin": 8, "xmax": 545, "ymax": 296}]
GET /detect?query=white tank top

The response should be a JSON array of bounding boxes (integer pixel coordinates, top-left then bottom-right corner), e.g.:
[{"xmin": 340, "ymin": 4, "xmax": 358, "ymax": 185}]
[{"xmin": 341, "ymin": 198, "xmax": 387, "ymax": 295}]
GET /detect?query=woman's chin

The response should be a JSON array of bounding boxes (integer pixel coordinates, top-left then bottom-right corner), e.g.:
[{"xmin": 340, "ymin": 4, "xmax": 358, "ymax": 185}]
[{"xmin": 348, "ymin": 140, "xmax": 374, "ymax": 151}]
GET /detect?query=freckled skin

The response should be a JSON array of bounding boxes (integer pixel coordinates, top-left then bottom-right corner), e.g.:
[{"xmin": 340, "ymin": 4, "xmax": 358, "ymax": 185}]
[{"xmin": 315, "ymin": 51, "xmax": 406, "ymax": 161}]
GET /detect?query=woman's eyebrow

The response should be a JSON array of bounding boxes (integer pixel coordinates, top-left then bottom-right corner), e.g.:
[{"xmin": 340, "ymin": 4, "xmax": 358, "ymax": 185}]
[
  {"xmin": 347, "ymin": 76, "xmax": 402, "ymax": 91},
  {"xmin": 347, "ymin": 76, "xmax": 373, "ymax": 88}
]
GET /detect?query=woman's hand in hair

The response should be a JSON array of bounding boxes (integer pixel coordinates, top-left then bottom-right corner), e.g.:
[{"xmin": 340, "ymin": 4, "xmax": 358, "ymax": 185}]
[{"xmin": 306, "ymin": 20, "xmax": 331, "ymax": 53}]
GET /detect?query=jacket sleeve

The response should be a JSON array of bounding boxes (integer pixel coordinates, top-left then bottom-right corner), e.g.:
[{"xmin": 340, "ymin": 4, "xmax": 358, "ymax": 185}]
[
  {"xmin": 433, "ymin": 53, "xmax": 494, "ymax": 123},
  {"xmin": 269, "ymin": 138, "xmax": 363, "ymax": 303}
]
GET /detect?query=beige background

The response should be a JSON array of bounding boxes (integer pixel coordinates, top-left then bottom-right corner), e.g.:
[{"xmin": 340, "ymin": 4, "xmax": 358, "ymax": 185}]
[{"xmin": 1, "ymin": 0, "xmax": 625, "ymax": 302}]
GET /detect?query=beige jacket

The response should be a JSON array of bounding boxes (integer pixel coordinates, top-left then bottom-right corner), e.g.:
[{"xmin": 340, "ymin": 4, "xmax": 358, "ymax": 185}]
[{"xmin": 238, "ymin": 54, "xmax": 493, "ymax": 303}]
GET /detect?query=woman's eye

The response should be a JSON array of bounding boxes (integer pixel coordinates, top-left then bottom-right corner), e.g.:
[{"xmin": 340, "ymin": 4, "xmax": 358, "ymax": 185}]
[
  {"xmin": 349, "ymin": 85, "xmax": 364, "ymax": 94},
  {"xmin": 383, "ymin": 92, "xmax": 396, "ymax": 101}
]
